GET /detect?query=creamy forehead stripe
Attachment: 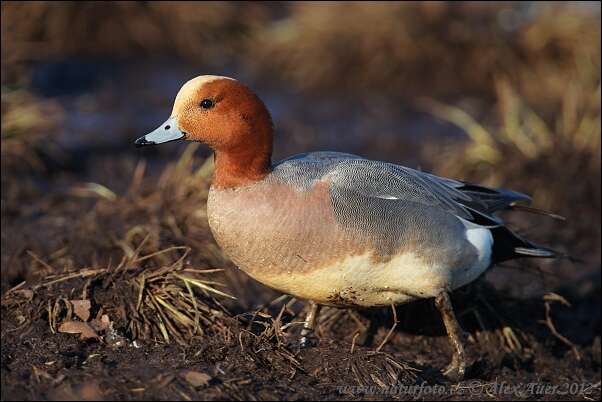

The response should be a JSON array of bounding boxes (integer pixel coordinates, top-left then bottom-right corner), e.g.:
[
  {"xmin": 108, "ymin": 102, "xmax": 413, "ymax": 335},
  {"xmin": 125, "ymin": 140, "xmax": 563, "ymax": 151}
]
[{"xmin": 172, "ymin": 75, "xmax": 236, "ymax": 114}]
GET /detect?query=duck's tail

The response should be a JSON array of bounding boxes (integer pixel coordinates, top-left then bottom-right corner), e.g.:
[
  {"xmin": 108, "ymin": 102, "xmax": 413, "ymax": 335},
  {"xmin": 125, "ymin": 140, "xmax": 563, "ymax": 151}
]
[
  {"xmin": 490, "ymin": 225, "xmax": 579, "ymax": 264},
  {"xmin": 507, "ymin": 203, "xmax": 567, "ymax": 221}
]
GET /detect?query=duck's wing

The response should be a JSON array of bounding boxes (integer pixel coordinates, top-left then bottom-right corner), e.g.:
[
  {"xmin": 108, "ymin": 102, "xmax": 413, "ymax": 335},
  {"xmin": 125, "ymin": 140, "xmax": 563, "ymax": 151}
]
[
  {"xmin": 273, "ymin": 152, "xmax": 555, "ymax": 261},
  {"xmin": 419, "ymin": 172, "xmax": 532, "ymax": 215},
  {"xmin": 277, "ymin": 151, "xmax": 530, "ymax": 221},
  {"xmin": 324, "ymin": 158, "xmax": 477, "ymax": 220}
]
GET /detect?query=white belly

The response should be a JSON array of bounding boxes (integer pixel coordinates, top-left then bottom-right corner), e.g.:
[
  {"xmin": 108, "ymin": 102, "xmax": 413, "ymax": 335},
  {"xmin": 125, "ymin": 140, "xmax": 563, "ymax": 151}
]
[{"xmin": 245, "ymin": 249, "xmax": 488, "ymax": 307}]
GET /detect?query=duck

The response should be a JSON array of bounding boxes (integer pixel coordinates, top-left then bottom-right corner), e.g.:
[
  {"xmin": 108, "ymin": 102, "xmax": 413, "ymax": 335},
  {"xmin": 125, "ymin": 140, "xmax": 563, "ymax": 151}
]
[{"xmin": 135, "ymin": 75, "xmax": 557, "ymax": 380}]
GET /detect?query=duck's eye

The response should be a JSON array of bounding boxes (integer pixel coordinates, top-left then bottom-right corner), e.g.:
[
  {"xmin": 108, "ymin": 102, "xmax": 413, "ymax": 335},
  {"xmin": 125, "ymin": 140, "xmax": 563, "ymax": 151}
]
[{"xmin": 200, "ymin": 99, "xmax": 214, "ymax": 109}]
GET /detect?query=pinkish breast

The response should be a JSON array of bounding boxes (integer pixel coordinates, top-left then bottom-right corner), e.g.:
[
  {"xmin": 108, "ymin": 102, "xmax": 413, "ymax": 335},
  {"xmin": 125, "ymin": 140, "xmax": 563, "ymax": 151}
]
[{"xmin": 207, "ymin": 180, "xmax": 366, "ymax": 277}]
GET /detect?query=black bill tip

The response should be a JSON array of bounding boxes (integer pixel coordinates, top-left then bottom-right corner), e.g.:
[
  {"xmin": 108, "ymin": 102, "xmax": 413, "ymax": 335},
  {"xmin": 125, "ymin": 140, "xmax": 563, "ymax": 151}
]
[{"xmin": 134, "ymin": 137, "xmax": 155, "ymax": 148}]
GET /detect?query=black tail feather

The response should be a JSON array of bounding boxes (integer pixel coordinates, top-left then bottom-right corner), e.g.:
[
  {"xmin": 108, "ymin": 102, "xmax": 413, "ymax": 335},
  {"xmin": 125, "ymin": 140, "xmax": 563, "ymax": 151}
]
[
  {"xmin": 491, "ymin": 226, "xmax": 558, "ymax": 263},
  {"xmin": 514, "ymin": 246, "xmax": 556, "ymax": 258},
  {"xmin": 457, "ymin": 183, "xmax": 532, "ymax": 214},
  {"xmin": 455, "ymin": 182, "xmax": 571, "ymax": 264},
  {"xmin": 508, "ymin": 203, "xmax": 567, "ymax": 221}
]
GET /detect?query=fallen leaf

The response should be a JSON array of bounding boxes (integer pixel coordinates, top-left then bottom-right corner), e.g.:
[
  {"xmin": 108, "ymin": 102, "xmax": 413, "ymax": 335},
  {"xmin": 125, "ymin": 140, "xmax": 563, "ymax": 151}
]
[
  {"xmin": 32, "ymin": 365, "xmax": 53, "ymax": 382},
  {"xmin": 90, "ymin": 314, "xmax": 110, "ymax": 331},
  {"xmin": 70, "ymin": 299, "xmax": 91, "ymax": 321},
  {"xmin": 58, "ymin": 321, "xmax": 99, "ymax": 340},
  {"xmin": 153, "ymin": 373, "xmax": 175, "ymax": 388},
  {"xmin": 51, "ymin": 381, "xmax": 103, "ymax": 401},
  {"xmin": 79, "ymin": 381, "xmax": 104, "ymax": 400},
  {"xmin": 182, "ymin": 370, "xmax": 212, "ymax": 388},
  {"xmin": 14, "ymin": 289, "xmax": 34, "ymax": 299}
]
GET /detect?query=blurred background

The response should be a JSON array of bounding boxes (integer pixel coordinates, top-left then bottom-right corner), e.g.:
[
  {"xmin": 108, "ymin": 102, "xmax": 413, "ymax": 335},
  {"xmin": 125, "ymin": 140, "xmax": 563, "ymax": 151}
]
[{"xmin": 1, "ymin": 2, "xmax": 600, "ymax": 399}]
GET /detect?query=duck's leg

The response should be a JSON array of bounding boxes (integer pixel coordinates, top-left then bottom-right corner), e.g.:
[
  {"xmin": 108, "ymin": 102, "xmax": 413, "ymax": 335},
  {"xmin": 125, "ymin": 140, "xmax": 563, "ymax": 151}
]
[
  {"xmin": 299, "ymin": 301, "xmax": 321, "ymax": 348},
  {"xmin": 434, "ymin": 291, "xmax": 467, "ymax": 381}
]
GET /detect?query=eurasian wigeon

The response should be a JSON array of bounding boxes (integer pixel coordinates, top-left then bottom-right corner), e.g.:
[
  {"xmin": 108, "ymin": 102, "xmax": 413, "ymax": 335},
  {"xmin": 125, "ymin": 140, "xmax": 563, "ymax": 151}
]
[{"xmin": 135, "ymin": 75, "xmax": 557, "ymax": 380}]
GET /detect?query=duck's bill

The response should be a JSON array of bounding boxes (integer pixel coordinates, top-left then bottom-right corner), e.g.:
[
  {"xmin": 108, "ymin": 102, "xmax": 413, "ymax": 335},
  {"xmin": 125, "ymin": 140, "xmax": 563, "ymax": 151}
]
[{"xmin": 135, "ymin": 117, "xmax": 185, "ymax": 147}]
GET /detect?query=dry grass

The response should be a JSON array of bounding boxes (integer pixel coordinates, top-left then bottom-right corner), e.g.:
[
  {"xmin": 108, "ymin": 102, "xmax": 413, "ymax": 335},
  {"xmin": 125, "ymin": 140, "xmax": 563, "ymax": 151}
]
[
  {"xmin": 247, "ymin": 3, "xmax": 600, "ymax": 99},
  {"xmin": 3, "ymin": 3, "xmax": 598, "ymax": 101},
  {"xmin": 2, "ymin": 242, "xmax": 235, "ymax": 346},
  {"xmin": 33, "ymin": 144, "xmax": 220, "ymax": 277},
  {"xmin": 422, "ymin": 77, "xmax": 600, "ymax": 186},
  {"xmin": 1, "ymin": 88, "xmax": 63, "ymax": 171},
  {"xmin": 1, "ymin": 88, "xmax": 66, "ymax": 217},
  {"xmin": 1, "ymin": 2, "xmax": 271, "ymax": 84},
  {"xmin": 1, "ymin": 145, "xmax": 240, "ymax": 345}
]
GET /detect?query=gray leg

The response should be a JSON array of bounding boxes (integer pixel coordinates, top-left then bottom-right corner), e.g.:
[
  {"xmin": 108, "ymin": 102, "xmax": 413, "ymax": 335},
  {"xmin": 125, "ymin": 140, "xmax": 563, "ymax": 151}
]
[
  {"xmin": 299, "ymin": 301, "xmax": 321, "ymax": 348},
  {"xmin": 434, "ymin": 292, "xmax": 467, "ymax": 381}
]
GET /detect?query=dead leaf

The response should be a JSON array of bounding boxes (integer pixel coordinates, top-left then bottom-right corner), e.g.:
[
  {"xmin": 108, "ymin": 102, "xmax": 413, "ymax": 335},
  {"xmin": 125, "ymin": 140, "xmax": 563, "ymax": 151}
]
[
  {"xmin": 90, "ymin": 314, "xmax": 111, "ymax": 332},
  {"xmin": 152, "ymin": 373, "xmax": 175, "ymax": 388},
  {"xmin": 32, "ymin": 365, "xmax": 53, "ymax": 383},
  {"xmin": 58, "ymin": 321, "xmax": 99, "ymax": 340},
  {"xmin": 50, "ymin": 381, "xmax": 103, "ymax": 401},
  {"xmin": 182, "ymin": 370, "xmax": 212, "ymax": 388},
  {"xmin": 14, "ymin": 289, "xmax": 34, "ymax": 299},
  {"xmin": 70, "ymin": 299, "xmax": 91, "ymax": 321},
  {"xmin": 79, "ymin": 381, "xmax": 104, "ymax": 400}
]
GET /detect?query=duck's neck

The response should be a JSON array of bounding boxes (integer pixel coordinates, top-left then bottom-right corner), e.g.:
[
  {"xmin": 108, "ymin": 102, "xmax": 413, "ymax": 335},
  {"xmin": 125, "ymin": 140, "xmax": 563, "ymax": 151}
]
[{"xmin": 213, "ymin": 145, "xmax": 272, "ymax": 189}]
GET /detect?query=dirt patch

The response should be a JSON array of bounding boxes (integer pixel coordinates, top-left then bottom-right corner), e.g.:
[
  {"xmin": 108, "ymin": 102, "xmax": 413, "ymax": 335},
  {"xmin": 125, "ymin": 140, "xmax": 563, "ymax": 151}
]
[{"xmin": 2, "ymin": 276, "xmax": 600, "ymax": 400}]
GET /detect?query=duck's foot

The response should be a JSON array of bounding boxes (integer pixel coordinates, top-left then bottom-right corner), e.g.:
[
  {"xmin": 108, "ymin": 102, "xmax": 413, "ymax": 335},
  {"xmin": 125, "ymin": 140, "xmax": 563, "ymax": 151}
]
[
  {"xmin": 298, "ymin": 301, "xmax": 321, "ymax": 349},
  {"xmin": 441, "ymin": 352, "xmax": 466, "ymax": 382},
  {"xmin": 435, "ymin": 291, "xmax": 467, "ymax": 381}
]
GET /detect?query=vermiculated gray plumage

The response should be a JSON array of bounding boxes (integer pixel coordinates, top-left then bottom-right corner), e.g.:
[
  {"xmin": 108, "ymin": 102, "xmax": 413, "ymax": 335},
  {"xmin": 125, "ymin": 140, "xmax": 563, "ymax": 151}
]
[{"xmin": 272, "ymin": 151, "xmax": 555, "ymax": 265}]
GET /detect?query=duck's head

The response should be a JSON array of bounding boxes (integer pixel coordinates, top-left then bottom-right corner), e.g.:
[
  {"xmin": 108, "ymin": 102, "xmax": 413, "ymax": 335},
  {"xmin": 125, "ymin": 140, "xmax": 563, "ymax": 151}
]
[{"xmin": 136, "ymin": 75, "xmax": 274, "ymax": 188}]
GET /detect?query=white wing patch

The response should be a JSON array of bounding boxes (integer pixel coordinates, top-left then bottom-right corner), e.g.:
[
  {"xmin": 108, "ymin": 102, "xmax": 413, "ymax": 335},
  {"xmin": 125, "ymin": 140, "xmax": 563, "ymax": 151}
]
[
  {"xmin": 465, "ymin": 226, "xmax": 493, "ymax": 264},
  {"xmin": 459, "ymin": 217, "xmax": 493, "ymax": 267}
]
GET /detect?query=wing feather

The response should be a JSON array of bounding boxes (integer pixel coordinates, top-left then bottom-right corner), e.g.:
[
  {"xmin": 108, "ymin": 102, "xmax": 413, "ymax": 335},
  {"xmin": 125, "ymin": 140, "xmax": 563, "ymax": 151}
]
[{"xmin": 273, "ymin": 152, "xmax": 531, "ymax": 223}]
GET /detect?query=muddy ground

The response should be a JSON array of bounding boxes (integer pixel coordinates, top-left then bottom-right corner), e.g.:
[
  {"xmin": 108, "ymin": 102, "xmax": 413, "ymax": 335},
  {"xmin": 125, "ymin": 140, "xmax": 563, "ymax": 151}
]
[{"xmin": 2, "ymin": 3, "xmax": 601, "ymax": 401}]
